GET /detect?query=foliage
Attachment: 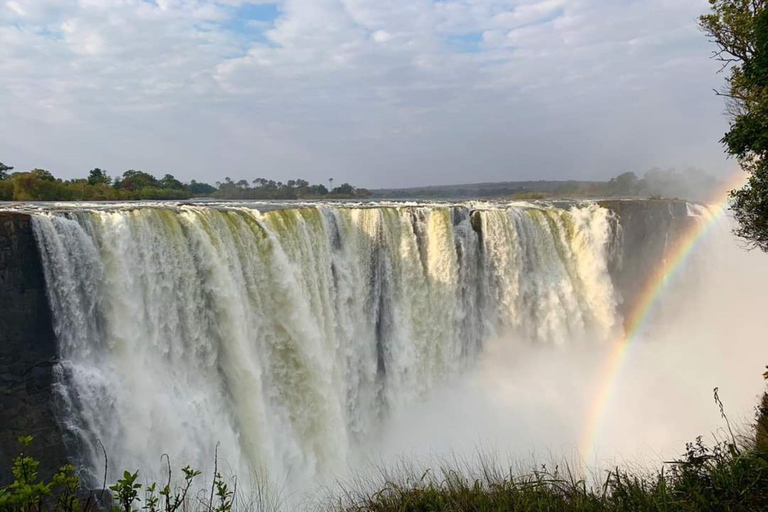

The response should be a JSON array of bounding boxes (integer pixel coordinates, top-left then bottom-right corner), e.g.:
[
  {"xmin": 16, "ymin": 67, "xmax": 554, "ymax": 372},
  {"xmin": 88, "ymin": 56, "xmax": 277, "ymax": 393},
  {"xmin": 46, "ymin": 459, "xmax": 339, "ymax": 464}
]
[
  {"xmin": 88, "ymin": 169, "xmax": 111, "ymax": 187},
  {"xmin": 212, "ymin": 473, "xmax": 233, "ymax": 512},
  {"xmin": 0, "ymin": 158, "xmax": 709, "ymax": 204},
  {"xmin": 188, "ymin": 181, "xmax": 217, "ymax": 195},
  {"xmin": 110, "ymin": 471, "xmax": 140, "ymax": 512},
  {"xmin": 701, "ymin": 0, "xmax": 768, "ymax": 250},
  {"xmin": 2, "ymin": 374, "xmax": 768, "ymax": 512},
  {"xmin": 373, "ymin": 168, "xmax": 719, "ymax": 201},
  {"xmin": 0, "ymin": 162, "xmax": 13, "ymax": 181},
  {"xmin": 331, "ymin": 378, "xmax": 768, "ymax": 512},
  {"xmin": 159, "ymin": 174, "xmax": 184, "ymax": 190},
  {"xmin": 213, "ymin": 177, "xmax": 370, "ymax": 200},
  {"xmin": 756, "ymin": 368, "xmax": 768, "ymax": 452},
  {"xmin": 330, "ymin": 183, "xmax": 355, "ymax": 196},
  {"xmin": 608, "ymin": 171, "xmax": 640, "ymax": 195},
  {"xmin": 0, "ymin": 437, "xmax": 83, "ymax": 512},
  {"xmin": 114, "ymin": 170, "xmax": 159, "ymax": 191},
  {"xmin": 0, "ymin": 159, "xmax": 371, "ymax": 202},
  {"xmin": 0, "ymin": 164, "xmax": 218, "ymax": 201},
  {"xmin": 31, "ymin": 169, "xmax": 56, "ymax": 182},
  {"xmin": 334, "ymin": 433, "xmax": 768, "ymax": 512},
  {"xmin": 0, "ymin": 439, "xmax": 208, "ymax": 512}
]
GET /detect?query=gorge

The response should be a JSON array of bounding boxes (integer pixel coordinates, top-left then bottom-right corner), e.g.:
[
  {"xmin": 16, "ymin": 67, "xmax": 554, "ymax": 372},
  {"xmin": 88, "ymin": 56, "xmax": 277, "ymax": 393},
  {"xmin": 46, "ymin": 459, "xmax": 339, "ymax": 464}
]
[{"xmin": 0, "ymin": 199, "xmax": 759, "ymax": 496}]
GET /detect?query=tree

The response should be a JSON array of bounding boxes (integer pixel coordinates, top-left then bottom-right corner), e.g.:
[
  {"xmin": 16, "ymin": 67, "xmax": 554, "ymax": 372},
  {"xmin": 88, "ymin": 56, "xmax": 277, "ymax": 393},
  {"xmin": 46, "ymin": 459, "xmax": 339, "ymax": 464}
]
[
  {"xmin": 188, "ymin": 180, "xmax": 217, "ymax": 195},
  {"xmin": 701, "ymin": 0, "xmax": 768, "ymax": 250},
  {"xmin": 306, "ymin": 184, "xmax": 328, "ymax": 196},
  {"xmin": 609, "ymin": 171, "xmax": 639, "ymax": 195},
  {"xmin": 0, "ymin": 162, "xmax": 12, "ymax": 181},
  {"xmin": 117, "ymin": 170, "xmax": 158, "ymax": 191},
  {"xmin": 31, "ymin": 168, "xmax": 56, "ymax": 182},
  {"xmin": 331, "ymin": 183, "xmax": 355, "ymax": 195},
  {"xmin": 87, "ymin": 168, "xmax": 111, "ymax": 186},
  {"xmin": 160, "ymin": 173, "xmax": 184, "ymax": 190}
]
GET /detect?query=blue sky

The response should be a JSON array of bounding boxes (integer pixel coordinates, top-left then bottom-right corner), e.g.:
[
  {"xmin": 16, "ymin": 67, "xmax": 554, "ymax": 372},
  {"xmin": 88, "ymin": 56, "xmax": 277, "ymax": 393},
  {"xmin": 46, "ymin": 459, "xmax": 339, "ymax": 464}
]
[
  {"xmin": 0, "ymin": 0, "xmax": 732, "ymax": 187},
  {"xmin": 221, "ymin": 3, "xmax": 279, "ymax": 43}
]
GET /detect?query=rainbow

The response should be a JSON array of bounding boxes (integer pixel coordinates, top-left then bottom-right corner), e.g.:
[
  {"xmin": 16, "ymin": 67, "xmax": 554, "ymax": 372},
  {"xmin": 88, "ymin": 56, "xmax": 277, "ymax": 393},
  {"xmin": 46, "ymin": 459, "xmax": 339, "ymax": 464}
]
[{"xmin": 579, "ymin": 171, "xmax": 749, "ymax": 461}]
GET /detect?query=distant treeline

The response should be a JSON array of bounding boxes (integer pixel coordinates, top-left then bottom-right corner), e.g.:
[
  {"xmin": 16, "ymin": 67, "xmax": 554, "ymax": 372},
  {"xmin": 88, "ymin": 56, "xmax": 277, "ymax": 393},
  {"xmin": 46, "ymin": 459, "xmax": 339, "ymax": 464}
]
[
  {"xmin": 0, "ymin": 161, "xmax": 719, "ymax": 202},
  {"xmin": 214, "ymin": 177, "xmax": 372, "ymax": 199},
  {"xmin": 372, "ymin": 169, "xmax": 721, "ymax": 202},
  {"xmin": 0, "ymin": 162, "xmax": 370, "ymax": 201}
]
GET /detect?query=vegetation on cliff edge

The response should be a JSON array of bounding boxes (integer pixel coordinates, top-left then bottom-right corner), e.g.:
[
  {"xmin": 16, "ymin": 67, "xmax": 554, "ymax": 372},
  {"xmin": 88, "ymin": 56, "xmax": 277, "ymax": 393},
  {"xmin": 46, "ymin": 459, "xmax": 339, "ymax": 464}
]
[
  {"xmin": 0, "ymin": 164, "xmax": 371, "ymax": 202},
  {"xmin": 702, "ymin": 0, "xmax": 768, "ymax": 251}
]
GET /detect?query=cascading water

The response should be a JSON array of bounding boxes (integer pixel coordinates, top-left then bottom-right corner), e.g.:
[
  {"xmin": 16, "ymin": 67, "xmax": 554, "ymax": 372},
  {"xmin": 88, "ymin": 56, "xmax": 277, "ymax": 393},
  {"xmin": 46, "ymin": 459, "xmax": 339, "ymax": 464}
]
[{"xmin": 29, "ymin": 202, "xmax": 621, "ymax": 491}]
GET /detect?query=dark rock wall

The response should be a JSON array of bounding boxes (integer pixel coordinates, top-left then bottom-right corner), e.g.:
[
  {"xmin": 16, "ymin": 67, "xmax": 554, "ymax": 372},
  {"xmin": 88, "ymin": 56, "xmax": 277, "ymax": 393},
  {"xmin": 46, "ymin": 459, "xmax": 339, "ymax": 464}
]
[
  {"xmin": 0, "ymin": 212, "xmax": 67, "ymax": 483},
  {"xmin": 598, "ymin": 200, "xmax": 697, "ymax": 323}
]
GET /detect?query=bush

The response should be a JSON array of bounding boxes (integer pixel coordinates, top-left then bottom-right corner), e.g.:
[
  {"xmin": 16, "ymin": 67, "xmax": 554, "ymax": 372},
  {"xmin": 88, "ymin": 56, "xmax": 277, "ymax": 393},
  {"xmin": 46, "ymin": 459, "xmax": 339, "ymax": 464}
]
[
  {"xmin": 0, "ymin": 181, "xmax": 13, "ymax": 201},
  {"xmin": 4, "ymin": 384, "xmax": 768, "ymax": 512}
]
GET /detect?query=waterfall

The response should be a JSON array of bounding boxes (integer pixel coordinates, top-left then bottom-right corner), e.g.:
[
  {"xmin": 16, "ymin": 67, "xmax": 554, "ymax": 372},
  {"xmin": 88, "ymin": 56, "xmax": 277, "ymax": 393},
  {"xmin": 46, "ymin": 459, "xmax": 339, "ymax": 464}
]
[{"xmin": 30, "ymin": 202, "xmax": 620, "ymax": 490}]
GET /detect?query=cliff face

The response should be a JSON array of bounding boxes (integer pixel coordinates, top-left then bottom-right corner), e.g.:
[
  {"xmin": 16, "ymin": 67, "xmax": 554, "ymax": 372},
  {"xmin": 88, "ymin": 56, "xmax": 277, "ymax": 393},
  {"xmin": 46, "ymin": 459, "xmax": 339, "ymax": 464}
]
[
  {"xmin": 598, "ymin": 200, "xmax": 697, "ymax": 321},
  {"xmin": 0, "ymin": 201, "xmax": 698, "ymax": 484},
  {"xmin": 0, "ymin": 212, "xmax": 67, "ymax": 483}
]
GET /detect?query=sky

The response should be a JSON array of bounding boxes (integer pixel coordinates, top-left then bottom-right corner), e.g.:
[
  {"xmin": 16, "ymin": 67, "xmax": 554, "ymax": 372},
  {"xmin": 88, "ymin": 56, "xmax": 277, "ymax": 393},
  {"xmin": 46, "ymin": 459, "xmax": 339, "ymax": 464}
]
[{"xmin": 0, "ymin": 0, "xmax": 737, "ymax": 188}]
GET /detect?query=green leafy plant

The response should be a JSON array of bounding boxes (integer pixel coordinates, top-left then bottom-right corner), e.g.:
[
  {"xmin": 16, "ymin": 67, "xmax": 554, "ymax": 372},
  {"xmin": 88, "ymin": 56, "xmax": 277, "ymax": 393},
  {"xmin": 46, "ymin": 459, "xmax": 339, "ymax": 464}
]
[
  {"xmin": 3, "ymin": 370, "xmax": 768, "ymax": 512},
  {"xmin": 0, "ymin": 436, "xmax": 55, "ymax": 512},
  {"xmin": 109, "ymin": 471, "xmax": 140, "ymax": 512}
]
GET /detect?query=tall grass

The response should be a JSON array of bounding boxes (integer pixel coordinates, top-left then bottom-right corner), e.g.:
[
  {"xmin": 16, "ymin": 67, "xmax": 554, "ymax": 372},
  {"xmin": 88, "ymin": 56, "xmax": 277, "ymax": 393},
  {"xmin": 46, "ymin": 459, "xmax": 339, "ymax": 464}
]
[
  {"xmin": 3, "ymin": 387, "xmax": 768, "ymax": 512},
  {"xmin": 323, "ymin": 434, "xmax": 768, "ymax": 512}
]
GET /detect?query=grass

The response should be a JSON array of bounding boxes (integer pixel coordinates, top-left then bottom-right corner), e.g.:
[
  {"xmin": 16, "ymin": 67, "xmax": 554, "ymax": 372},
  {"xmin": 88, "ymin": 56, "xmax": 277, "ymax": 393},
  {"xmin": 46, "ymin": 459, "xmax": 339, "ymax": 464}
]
[
  {"xmin": 3, "ymin": 388, "xmax": 768, "ymax": 512},
  {"xmin": 326, "ymin": 436, "xmax": 768, "ymax": 512},
  {"xmin": 323, "ymin": 386, "xmax": 768, "ymax": 511}
]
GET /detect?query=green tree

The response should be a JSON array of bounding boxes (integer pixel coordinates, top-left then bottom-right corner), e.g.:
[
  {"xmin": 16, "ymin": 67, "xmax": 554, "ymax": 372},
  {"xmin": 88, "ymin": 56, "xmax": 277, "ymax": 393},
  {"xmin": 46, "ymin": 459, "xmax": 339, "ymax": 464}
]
[
  {"xmin": 160, "ymin": 173, "xmax": 184, "ymax": 190},
  {"xmin": 306, "ymin": 184, "xmax": 328, "ymax": 196},
  {"xmin": 87, "ymin": 168, "xmax": 111, "ymax": 186},
  {"xmin": 188, "ymin": 180, "xmax": 217, "ymax": 195},
  {"xmin": 0, "ymin": 162, "xmax": 13, "ymax": 180},
  {"xmin": 31, "ymin": 168, "xmax": 56, "ymax": 182},
  {"xmin": 609, "ymin": 171, "xmax": 640, "ymax": 196},
  {"xmin": 702, "ymin": 0, "xmax": 768, "ymax": 250},
  {"xmin": 331, "ymin": 182, "xmax": 355, "ymax": 195},
  {"xmin": 117, "ymin": 170, "xmax": 159, "ymax": 191}
]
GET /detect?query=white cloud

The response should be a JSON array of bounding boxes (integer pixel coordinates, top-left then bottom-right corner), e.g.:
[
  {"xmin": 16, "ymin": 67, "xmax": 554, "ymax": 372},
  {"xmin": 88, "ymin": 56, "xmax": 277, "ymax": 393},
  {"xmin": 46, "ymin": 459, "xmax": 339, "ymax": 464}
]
[
  {"xmin": 491, "ymin": 0, "xmax": 564, "ymax": 28},
  {"xmin": 6, "ymin": 1, "xmax": 25, "ymax": 16},
  {"xmin": 372, "ymin": 29, "xmax": 392, "ymax": 43},
  {"xmin": 0, "ymin": 0, "xmax": 731, "ymax": 187}
]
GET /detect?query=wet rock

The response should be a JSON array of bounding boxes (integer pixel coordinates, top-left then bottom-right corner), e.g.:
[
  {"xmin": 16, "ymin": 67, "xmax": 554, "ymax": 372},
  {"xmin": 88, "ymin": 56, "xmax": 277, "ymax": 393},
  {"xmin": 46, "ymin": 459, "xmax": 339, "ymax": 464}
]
[
  {"xmin": 0, "ymin": 212, "xmax": 67, "ymax": 484},
  {"xmin": 598, "ymin": 199, "xmax": 697, "ymax": 322}
]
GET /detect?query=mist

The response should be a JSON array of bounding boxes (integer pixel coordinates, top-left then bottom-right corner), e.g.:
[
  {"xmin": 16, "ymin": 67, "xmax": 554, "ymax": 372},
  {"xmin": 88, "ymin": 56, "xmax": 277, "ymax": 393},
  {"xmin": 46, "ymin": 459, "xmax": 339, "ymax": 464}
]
[
  {"xmin": 640, "ymin": 168, "xmax": 724, "ymax": 202},
  {"xmin": 22, "ymin": 200, "xmax": 768, "ymax": 506},
  {"xmin": 353, "ymin": 215, "xmax": 768, "ymax": 477}
]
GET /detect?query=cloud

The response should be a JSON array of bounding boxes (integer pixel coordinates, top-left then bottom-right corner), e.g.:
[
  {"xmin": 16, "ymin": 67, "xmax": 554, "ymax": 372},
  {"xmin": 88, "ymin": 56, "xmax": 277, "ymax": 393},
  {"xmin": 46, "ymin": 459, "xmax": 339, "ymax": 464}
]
[{"xmin": 0, "ymin": 0, "xmax": 731, "ymax": 187}]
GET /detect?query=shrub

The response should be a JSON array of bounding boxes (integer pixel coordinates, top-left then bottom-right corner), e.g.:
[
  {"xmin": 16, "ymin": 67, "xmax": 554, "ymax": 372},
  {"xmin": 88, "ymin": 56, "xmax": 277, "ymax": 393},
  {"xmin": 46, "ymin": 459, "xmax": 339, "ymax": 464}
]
[{"xmin": 3, "ymin": 382, "xmax": 768, "ymax": 512}]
